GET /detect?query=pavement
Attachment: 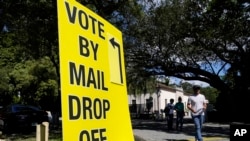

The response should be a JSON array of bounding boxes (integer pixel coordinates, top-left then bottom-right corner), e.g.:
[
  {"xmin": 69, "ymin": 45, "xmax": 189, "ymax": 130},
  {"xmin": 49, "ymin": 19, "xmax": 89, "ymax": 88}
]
[{"xmin": 132, "ymin": 118, "xmax": 230, "ymax": 141}]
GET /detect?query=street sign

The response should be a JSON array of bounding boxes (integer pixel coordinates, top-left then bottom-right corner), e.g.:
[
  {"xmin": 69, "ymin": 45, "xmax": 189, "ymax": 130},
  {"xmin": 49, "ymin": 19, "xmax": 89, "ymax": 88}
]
[{"xmin": 57, "ymin": 0, "xmax": 134, "ymax": 141}]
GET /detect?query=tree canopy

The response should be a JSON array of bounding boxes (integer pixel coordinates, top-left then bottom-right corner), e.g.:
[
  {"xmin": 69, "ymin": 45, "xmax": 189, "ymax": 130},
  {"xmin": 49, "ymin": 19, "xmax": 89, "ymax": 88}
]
[
  {"xmin": 0, "ymin": 0, "xmax": 249, "ymax": 122},
  {"xmin": 124, "ymin": 0, "xmax": 250, "ymax": 122}
]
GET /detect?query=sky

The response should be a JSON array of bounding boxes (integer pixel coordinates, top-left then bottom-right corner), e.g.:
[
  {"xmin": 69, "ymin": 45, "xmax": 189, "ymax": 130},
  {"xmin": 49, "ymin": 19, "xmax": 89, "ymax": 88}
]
[
  {"xmin": 169, "ymin": 77, "xmax": 210, "ymax": 87},
  {"xmin": 168, "ymin": 62, "xmax": 230, "ymax": 88}
]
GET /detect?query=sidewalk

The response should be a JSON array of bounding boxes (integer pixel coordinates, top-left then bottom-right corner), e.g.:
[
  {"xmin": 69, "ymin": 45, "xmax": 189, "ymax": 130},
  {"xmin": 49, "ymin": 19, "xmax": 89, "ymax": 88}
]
[{"xmin": 132, "ymin": 118, "xmax": 230, "ymax": 141}]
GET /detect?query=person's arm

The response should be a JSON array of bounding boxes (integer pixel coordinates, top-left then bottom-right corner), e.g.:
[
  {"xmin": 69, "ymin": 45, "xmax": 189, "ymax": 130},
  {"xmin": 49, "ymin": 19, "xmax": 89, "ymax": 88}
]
[
  {"xmin": 203, "ymin": 103, "xmax": 207, "ymax": 111},
  {"xmin": 187, "ymin": 98, "xmax": 197, "ymax": 113},
  {"xmin": 164, "ymin": 104, "xmax": 169, "ymax": 113},
  {"xmin": 187, "ymin": 103, "xmax": 195, "ymax": 113},
  {"xmin": 203, "ymin": 97, "xmax": 207, "ymax": 111},
  {"xmin": 174, "ymin": 103, "xmax": 178, "ymax": 111}
]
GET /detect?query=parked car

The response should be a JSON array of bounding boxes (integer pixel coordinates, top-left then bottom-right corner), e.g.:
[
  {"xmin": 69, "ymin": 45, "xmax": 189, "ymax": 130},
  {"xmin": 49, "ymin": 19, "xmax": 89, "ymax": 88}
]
[{"xmin": 0, "ymin": 104, "xmax": 49, "ymax": 132}]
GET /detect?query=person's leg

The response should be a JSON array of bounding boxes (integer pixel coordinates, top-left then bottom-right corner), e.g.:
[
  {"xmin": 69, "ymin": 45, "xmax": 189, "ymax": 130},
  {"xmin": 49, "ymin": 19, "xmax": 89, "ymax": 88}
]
[
  {"xmin": 170, "ymin": 114, "xmax": 174, "ymax": 129},
  {"xmin": 201, "ymin": 115, "xmax": 205, "ymax": 124},
  {"xmin": 179, "ymin": 115, "xmax": 183, "ymax": 131},
  {"xmin": 192, "ymin": 116, "xmax": 198, "ymax": 140},
  {"xmin": 168, "ymin": 114, "xmax": 173, "ymax": 130},
  {"xmin": 167, "ymin": 115, "xmax": 170, "ymax": 130},
  {"xmin": 176, "ymin": 114, "xmax": 180, "ymax": 130},
  {"xmin": 199, "ymin": 115, "xmax": 205, "ymax": 137},
  {"xmin": 193, "ymin": 115, "xmax": 203, "ymax": 141}
]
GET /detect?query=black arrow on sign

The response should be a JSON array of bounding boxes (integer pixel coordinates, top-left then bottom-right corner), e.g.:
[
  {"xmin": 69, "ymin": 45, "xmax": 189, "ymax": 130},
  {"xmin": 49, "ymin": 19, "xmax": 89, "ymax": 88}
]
[{"xmin": 110, "ymin": 37, "xmax": 123, "ymax": 84}]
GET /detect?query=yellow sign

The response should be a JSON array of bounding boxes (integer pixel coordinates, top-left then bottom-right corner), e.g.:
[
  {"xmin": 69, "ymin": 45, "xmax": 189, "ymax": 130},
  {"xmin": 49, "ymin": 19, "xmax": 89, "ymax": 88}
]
[{"xmin": 57, "ymin": 0, "xmax": 134, "ymax": 141}]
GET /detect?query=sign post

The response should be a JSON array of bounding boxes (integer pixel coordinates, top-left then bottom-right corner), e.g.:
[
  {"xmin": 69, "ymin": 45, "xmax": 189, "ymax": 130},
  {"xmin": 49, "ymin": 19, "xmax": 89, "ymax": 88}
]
[{"xmin": 57, "ymin": 0, "xmax": 134, "ymax": 140}]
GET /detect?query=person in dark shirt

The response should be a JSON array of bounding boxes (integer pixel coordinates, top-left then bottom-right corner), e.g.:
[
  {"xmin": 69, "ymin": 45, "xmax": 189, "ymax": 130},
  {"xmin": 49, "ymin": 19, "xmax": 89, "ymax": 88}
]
[{"xmin": 175, "ymin": 96, "xmax": 185, "ymax": 131}]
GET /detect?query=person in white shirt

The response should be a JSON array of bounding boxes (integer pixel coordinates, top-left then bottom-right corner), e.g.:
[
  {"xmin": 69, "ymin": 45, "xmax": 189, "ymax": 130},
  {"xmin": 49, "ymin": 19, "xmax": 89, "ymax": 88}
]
[
  {"xmin": 165, "ymin": 98, "xmax": 175, "ymax": 130},
  {"xmin": 187, "ymin": 85, "xmax": 207, "ymax": 141}
]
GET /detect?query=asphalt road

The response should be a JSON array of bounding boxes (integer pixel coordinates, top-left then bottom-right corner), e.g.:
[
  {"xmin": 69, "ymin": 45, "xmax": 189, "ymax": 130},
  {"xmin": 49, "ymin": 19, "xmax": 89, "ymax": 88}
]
[
  {"xmin": 132, "ymin": 118, "xmax": 230, "ymax": 141},
  {"xmin": 0, "ymin": 117, "xmax": 230, "ymax": 141}
]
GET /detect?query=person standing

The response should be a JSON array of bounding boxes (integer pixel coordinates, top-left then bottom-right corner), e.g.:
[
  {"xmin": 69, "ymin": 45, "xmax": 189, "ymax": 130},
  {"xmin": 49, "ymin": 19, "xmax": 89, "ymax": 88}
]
[
  {"xmin": 187, "ymin": 85, "xmax": 207, "ymax": 141},
  {"xmin": 175, "ymin": 96, "xmax": 185, "ymax": 131},
  {"xmin": 165, "ymin": 98, "xmax": 175, "ymax": 130}
]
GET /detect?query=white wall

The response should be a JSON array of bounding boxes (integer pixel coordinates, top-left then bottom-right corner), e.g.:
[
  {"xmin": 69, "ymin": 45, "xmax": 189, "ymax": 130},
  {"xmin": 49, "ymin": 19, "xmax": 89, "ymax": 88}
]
[
  {"xmin": 128, "ymin": 85, "xmax": 190, "ymax": 116},
  {"xmin": 158, "ymin": 89, "xmax": 176, "ymax": 111}
]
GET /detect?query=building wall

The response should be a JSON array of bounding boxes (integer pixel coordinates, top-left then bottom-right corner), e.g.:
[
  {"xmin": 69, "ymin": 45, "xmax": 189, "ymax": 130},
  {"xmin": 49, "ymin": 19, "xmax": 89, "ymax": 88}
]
[
  {"xmin": 128, "ymin": 84, "xmax": 191, "ymax": 117},
  {"xmin": 158, "ymin": 89, "xmax": 176, "ymax": 112}
]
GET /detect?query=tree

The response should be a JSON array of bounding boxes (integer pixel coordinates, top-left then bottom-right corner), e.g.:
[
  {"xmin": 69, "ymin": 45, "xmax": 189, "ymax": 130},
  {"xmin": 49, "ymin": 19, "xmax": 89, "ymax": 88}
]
[
  {"xmin": 181, "ymin": 82, "xmax": 193, "ymax": 94},
  {"xmin": 1, "ymin": 0, "xmax": 248, "ymax": 123},
  {"xmin": 0, "ymin": 0, "xmax": 141, "ymax": 112},
  {"xmin": 0, "ymin": 0, "xmax": 60, "ymax": 107},
  {"xmin": 201, "ymin": 87, "xmax": 219, "ymax": 105},
  {"xmin": 124, "ymin": 0, "xmax": 250, "ymax": 122},
  {"xmin": 6, "ymin": 57, "xmax": 58, "ymax": 109}
]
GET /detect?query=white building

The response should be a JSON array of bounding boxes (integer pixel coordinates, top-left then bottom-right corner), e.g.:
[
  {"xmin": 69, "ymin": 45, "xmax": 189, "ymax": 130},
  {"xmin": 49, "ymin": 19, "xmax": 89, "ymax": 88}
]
[{"xmin": 128, "ymin": 83, "xmax": 191, "ymax": 118}]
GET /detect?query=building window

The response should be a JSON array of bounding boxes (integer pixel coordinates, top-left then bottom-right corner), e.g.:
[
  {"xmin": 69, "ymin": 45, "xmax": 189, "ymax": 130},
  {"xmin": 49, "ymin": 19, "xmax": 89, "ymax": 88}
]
[
  {"xmin": 132, "ymin": 100, "xmax": 136, "ymax": 105},
  {"xmin": 131, "ymin": 100, "xmax": 137, "ymax": 113}
]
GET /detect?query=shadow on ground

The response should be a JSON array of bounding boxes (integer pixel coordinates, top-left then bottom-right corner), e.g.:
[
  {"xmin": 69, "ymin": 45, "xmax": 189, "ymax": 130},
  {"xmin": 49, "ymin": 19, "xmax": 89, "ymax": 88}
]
[
  {"xmin": 132, "ymin": 118, "xmax": 230, "ymax": 139},
  {"xmin": 135, "ymin": 135, "xmax": 190, "ymax": 141}
]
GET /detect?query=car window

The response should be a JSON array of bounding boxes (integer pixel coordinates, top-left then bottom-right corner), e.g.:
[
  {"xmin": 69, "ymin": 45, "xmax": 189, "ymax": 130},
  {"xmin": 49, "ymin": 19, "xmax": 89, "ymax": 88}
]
[
  {"xmin": 28, "ymin": 106, "xmax": 41, "ymax": 111},
  {"xmin": 13, "ymin": 105, "xmax": 32, "ymax": 112},
  {"xmin": 3, "ymin": 104, "xmax": 43, "ymax": 113}
]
